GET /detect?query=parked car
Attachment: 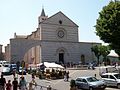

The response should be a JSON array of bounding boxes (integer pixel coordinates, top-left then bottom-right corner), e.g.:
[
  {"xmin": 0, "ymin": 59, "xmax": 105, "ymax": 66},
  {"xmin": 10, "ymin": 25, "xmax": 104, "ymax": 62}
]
[
  {"xmin": 2, "ymin": 67, "xmax": 12, "ymax": 75},
  {"xmin": 18, "ymin": 67, "xmax": 27, "ymax": 75},
  {"xmin": 3, "ymin": 64, "xmax": 10, "ymax": 67},
  {"xmin": 75, "ymin": 76, "xmax": 106, "ymax": 90},
  {"xmin": 0, "ymin": 64, "xmax": 2, "ymax": 67},
  {"xmin": 101, "ymin": 73, "xmax": 120, "ymax": 89},
  {"xmin": 10, "ymin": 64, "xmax": 17, "ymax": 70}
]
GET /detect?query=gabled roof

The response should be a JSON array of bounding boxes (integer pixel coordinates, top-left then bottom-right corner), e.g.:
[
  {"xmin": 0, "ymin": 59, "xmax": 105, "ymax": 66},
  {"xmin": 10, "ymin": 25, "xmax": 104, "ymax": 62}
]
[{"xmin": 40, "ymin": 11, "xmax": 78, "ymax": 27}]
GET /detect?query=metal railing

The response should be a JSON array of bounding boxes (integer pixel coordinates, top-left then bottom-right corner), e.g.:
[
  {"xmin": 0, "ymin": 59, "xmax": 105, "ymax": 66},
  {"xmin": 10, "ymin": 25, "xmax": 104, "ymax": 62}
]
[{"xmin": 26, "ymin": 82, "xmax": 57, "ymax": 90}]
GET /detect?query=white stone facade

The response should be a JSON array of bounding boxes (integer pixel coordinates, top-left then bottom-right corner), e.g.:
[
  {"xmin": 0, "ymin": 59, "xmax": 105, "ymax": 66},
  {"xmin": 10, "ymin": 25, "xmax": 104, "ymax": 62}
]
[{"xmin": 5, "ymin": 9, "xmax": 100, "ymax": 65}]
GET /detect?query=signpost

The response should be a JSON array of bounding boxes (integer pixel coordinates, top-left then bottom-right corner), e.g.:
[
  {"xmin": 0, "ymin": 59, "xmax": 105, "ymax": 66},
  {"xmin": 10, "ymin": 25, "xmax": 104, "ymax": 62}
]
[{"xmin": 21, "ymin": 61, "xmax": 25, "ymax": 77}]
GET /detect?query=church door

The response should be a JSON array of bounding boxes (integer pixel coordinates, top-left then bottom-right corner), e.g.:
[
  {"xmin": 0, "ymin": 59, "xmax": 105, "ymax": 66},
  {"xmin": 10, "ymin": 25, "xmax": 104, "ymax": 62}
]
[{"xmin": 59, "ymin": 53, "xmax": 64, "ymax": 64}]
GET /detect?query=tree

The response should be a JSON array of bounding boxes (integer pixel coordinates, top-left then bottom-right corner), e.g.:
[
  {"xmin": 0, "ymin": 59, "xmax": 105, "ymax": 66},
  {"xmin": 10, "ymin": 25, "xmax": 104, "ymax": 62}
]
[
  {"xmin": 95, "ymin": 0, "xmax": 120, "ymax": 59},
  {"xmin": 91, "ymin": 45, "xmax": 102, "ymax": 65},
  {"xmin": 100, "ymin": 45, "xmax": 111, "ymax": 65}
]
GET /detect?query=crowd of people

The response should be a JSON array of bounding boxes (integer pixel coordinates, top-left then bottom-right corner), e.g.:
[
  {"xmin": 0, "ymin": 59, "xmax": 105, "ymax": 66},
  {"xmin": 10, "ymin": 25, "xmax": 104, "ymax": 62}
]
[{"xmin": 0, "ymin": 74, "xmax": 37, "ymax": 90}]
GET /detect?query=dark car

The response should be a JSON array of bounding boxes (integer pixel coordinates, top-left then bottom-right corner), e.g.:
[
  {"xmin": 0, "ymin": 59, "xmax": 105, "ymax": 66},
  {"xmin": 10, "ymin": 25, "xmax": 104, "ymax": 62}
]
[
  {"xmin": 18, "ymin": 67, "xmax": 26, "ymax": 75},
  {"xmin": 10, "ymin": 64, "xmax": 17, "ymax": 70},
  {"xmin": 75, "ymin": 76, "xmax": 106, "ymax": 90}
]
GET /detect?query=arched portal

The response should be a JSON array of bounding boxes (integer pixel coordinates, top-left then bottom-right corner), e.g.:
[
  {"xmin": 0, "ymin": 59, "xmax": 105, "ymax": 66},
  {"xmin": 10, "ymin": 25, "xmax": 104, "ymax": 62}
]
[
  {"xmin": 56, "ymin": 47, "xmax": 69, "ymax": 64},
  {"xmin": 59, "ymin": 50, "xmax": 65, "ymax": 64}
]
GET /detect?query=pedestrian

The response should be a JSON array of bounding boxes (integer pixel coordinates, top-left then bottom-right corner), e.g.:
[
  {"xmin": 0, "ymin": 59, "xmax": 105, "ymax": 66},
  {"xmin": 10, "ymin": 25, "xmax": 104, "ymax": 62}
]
[
  {"xmin": 0, "ymin": 74, "xmax": 6, "ymax": 90},
  {"xmin": 32, "ymin": 74, "xmax": 35, "ymax": 79},
  {"xmin": 64, "ymin": 72, "xmax": 67, "ymax": 81},
  {"xmin": 6, "ymin": 80, "xmax": 12, "ymax": 90},
  {"xmin": 19, "ymin": 77, "xmax": 27, "ymax": 90},
  {"xmin": 12, "ymin": 77, "xmax": 18, "ymax": 90},
  {"xmin": 66, "ymin": 71, "xmax": 69, "ymax": 81},
  {"xmin": 12, "ymin": 69, "xmax": 16, "ymax": 78},
  {"xmin": 29, "ymin": 73, "xmax": 37, "ymax": 90}
]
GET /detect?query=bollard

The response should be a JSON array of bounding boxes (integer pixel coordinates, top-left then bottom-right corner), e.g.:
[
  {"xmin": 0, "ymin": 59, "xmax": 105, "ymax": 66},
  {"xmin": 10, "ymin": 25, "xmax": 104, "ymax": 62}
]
[{"xmin": 47, "ymin": 85, "xmax": 51, "ymax": 90}]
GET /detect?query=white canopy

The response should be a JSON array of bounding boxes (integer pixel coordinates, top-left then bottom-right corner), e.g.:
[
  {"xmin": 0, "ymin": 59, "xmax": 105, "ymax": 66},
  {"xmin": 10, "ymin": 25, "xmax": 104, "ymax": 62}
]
[
  {"xmin": 108, "ymin": 50, "xmax": 119, "ymax": 57},
  {"xmin": 37, "ymin": 62, "xmax": 64, "ymax": 69}
]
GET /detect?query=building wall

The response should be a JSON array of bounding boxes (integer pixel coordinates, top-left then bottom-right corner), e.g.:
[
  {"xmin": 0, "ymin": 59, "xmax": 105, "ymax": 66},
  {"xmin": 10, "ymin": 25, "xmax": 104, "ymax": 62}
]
[
  {"xmin": 39, "ymin": 12, "xmax": 78, "ymax": 42},
  {"xmin": 0, "ymin": 45, "xmax": 2, "ymax": 54},
  {"xmin": 5, "ymin": 44, "xmax": 11, "ymax": 61},
  {"xmin": 40, "ymin": 41, "xmax": 98, "ymax": 64}
]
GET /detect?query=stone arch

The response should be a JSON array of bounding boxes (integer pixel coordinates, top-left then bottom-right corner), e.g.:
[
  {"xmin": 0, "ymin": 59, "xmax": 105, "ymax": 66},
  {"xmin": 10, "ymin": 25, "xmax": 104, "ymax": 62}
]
[
  {"xmin": 56, "ymin": 47, "xmax": 69, "ymax": 55},
  {"xmin": 10, "ymin": 39, "xmax": 42, "ymax": 63}
]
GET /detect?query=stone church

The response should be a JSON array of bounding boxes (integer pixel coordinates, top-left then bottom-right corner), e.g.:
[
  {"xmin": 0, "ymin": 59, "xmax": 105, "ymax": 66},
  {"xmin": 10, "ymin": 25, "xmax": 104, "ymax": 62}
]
[{"xmin": 5, "ymin": 9, "xmax": 100, "ymax": 65}]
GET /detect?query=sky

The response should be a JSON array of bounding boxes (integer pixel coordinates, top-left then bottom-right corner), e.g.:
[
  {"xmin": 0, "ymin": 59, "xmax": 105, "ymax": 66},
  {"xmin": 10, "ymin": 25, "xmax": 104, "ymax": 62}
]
[{"xmin": 0, "ymin": 0, "xmax": 110, "ymax": 49}]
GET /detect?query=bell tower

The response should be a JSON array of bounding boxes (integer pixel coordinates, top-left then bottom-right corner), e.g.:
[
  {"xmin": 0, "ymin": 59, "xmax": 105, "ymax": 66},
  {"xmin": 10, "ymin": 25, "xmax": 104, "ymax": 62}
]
[{"xmin": 38, "ymin": 8, "xmax": 48, "ymax": 24}]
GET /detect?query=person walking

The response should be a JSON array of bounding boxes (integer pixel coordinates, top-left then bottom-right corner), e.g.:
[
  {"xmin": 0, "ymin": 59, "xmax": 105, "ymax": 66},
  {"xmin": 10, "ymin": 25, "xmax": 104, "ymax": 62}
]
[
  {"xmin": 6, "ymin": 80, "xmax": 12, "ymax": 90},
  {"xmin": 12, "ymin": 77, "xmax": 18, "ymax": 90},
  {"xmin": 28, "ymin": 75, "xmax": 37, "ymax": 90},
  {"xmin": 19, "ymin": 77, "xmax": 27, "ymax": 90},
  {"xmin": 0, "ymin": 74, "xmax": 6, "ymax": 90},
  {"xmin": 66, "ymin": 71, "xmax": 69, "ymax": 81}
]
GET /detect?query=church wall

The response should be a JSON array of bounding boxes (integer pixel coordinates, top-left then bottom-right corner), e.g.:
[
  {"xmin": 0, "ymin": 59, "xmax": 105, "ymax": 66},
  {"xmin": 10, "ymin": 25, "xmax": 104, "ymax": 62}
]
[
  {"xmin": 40, "ymin": 23, "xmax": 78, "ymax": 42},
  {"xmin": 41, "ymin": 41, "xmax": 81, "ymax": 63},
  {"xmin": 78, "ymin": 42, "xmax": 100, "ymax": 64}
]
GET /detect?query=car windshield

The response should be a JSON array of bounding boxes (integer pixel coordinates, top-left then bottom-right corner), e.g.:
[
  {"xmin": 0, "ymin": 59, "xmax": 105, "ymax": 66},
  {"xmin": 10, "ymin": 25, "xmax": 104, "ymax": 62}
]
[
  {"xmin": 87, "ymin": 77, "xmax": 99, "ymax": 82},
  {"xmin": 114, "ymin": 74, "xmax": 120, "ymax": 79}
]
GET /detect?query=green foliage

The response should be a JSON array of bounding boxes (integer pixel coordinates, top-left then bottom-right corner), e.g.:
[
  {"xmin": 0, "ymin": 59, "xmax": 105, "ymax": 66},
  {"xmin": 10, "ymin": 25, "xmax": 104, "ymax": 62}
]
[
  {"xmin": 95, "ymin": 0, "xmax": 120, "ymax": 58},
  {"xmin": 91, "ymin": 45, "xmax": 111, "ymax": 65},
  {"xmin": 91, "ymin": 45, "xmax": 102, "ymax": 65}
]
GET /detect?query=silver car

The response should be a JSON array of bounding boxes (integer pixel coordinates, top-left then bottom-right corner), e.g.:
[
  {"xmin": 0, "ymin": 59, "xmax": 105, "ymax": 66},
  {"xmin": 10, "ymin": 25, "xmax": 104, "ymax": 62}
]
[
  {"xmin": 75, "ymin": 76, "xmax": 106, "ymax": 90},
  {"xmin": 101, "ymin": 73, "xmax": 120, "ymax": 89}
]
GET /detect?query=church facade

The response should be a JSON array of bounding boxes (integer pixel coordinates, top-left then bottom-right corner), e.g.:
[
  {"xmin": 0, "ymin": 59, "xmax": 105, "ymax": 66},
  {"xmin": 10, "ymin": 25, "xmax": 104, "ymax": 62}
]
[{"xmin": 5, "ymin": 9, "xmax": 100, "ymax": 65}]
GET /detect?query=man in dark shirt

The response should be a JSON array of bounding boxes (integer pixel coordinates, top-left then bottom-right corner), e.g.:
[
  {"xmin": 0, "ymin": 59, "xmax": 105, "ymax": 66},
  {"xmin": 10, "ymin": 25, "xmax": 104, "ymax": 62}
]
[
  {"xmin": 12, "ymin": 77, "xmax": 18, "ymax": 90},
  {"xmin": 0, "ymin": 74, "xmax": 6, "ymax": 90}
]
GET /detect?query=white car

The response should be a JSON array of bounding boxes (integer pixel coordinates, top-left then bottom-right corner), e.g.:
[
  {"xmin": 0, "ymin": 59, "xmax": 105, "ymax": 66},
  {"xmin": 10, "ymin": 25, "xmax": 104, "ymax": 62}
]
[
  {"xmin": 2, "ymin": 67, "xmax": 12, "ymax": 75},
  {"xmin": 101, "ymin": 73, "xmax": 120, "ymax": 88}
]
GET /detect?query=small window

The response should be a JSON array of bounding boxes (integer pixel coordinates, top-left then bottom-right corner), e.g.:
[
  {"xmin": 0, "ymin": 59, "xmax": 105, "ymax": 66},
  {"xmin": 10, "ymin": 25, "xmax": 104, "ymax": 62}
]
[{"xmin": 59, "ymin": 20, "xmax": 62, "ymax": 24}]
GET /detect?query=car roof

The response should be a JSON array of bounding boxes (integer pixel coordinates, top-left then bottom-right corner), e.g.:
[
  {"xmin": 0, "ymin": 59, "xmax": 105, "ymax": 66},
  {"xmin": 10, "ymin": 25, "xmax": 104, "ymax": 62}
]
[
  {"xmin": 76, "ymin": 76, "xmax": 94, "ymax": 79},
  {"xmin": 101, "ymin": 73, "xmax": 119, "ymax": 75}
]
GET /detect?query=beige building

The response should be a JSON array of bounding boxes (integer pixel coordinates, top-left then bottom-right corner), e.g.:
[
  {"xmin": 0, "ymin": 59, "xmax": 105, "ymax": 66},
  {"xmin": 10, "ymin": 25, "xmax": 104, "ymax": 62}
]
[
  {"xmin": 0, "ymin": 44, "xmax": 2, "ymax": 54},
  {"xmin": 5, "ymin": 9, "xmax": 100, "ymax": 65}
]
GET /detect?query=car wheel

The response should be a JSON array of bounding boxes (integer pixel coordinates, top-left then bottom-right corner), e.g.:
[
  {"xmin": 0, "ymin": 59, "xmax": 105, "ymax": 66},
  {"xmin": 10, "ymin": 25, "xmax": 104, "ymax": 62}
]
[
  {"xmin": 117, "ymin": 84, "xmax": 120, "ymax": 89},
  {"xmin": 89, "ymin": 87, "xmax": 93, "ymax": 90}
]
